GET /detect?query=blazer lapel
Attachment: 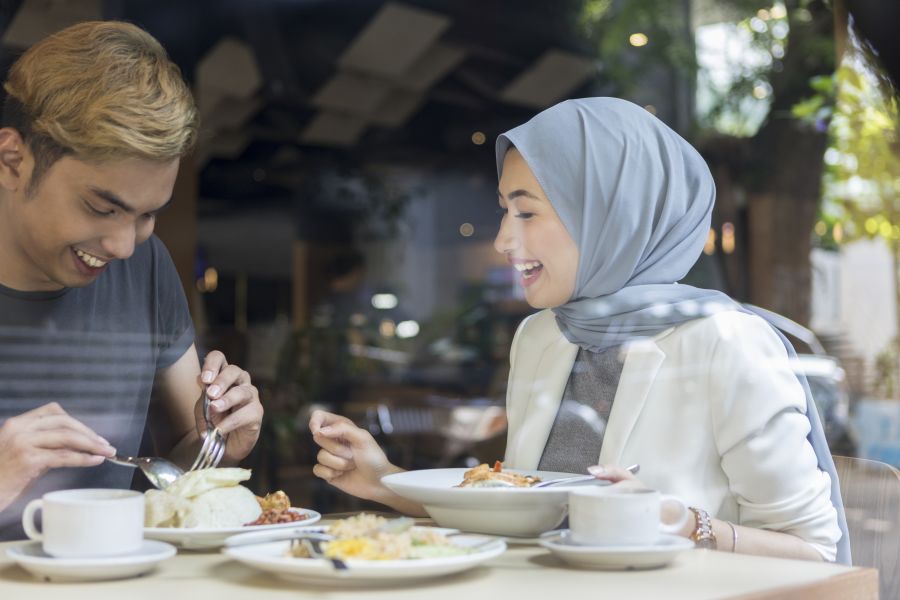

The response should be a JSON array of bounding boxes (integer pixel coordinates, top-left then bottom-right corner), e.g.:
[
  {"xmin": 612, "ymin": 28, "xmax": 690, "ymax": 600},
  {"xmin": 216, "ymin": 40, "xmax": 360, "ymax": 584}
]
[
  {"xmin": 506, "ymin": 315, "xmax": 578, "ymax": 470},
  {"xmin": 598, "ymin": 338, "xmax": 666, "ymax": 467}
]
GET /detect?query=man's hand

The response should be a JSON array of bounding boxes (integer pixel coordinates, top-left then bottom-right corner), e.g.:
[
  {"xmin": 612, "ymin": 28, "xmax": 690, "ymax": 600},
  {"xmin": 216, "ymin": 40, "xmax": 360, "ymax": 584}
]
[
  {"xmin": 197, "ymin": 351, "xmax": 263, "ymax": 463},
  {"xmin": 0, "ymin": 403, "xmax": 115, "ymax": 511}
]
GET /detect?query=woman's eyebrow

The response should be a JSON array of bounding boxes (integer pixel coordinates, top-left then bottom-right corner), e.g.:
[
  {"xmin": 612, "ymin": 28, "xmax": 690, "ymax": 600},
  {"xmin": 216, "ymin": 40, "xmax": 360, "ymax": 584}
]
[{"xmin": 497, "ymin": 188, "xmax": 541, "ymax": 201}]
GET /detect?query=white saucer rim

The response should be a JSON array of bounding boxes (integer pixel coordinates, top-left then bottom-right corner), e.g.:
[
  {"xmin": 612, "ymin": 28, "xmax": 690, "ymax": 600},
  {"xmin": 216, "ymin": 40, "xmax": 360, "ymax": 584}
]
[
  {"xmin": 539, "ymin": 530, "xmax": 695, "ymax": 553},
  {"xmin": 7, "ymin": 539, "xmax": 176, "ymax": 566}
]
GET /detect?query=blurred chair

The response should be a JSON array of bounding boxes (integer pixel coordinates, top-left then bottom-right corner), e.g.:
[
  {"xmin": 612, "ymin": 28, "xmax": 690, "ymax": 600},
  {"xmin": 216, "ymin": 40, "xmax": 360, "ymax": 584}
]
[{"xmin": 834, "ymin": 455, "xmax": 900, "ymax": 600}]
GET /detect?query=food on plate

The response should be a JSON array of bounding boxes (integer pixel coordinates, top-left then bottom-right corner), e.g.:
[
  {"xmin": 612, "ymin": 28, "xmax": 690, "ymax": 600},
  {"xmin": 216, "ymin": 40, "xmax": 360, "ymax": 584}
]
[
  {"xmin": 288, "ymin": 514, "xmax": 470, "ymax": 560},
  {"xmin": 257, "ymin": 490, "xmax": 291, "ymax": 511},
  {"xmin": 144, "ymin": 468, "xmax": 307, "ymax": 528},
  {"xmin": 457, "ymin": 461, "xmax": 541, "ymax": 488}
]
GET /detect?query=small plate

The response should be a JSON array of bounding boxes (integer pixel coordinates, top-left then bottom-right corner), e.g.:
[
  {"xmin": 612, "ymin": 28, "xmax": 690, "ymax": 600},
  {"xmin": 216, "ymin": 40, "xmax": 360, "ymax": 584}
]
[
  {"xmin": 539, "ymin": 530, "xmax": 694, "ymax": 570},
  {"xmin": 144, "ymin": 507, "xmax": 321, "ymax": 549},
  {"xmin": 6, "ymin": 540, "xmax": 176, "ymax": 582},
  {"xmin": 223, "ymin": 528, "xmax": 506, "ymax": 586}
]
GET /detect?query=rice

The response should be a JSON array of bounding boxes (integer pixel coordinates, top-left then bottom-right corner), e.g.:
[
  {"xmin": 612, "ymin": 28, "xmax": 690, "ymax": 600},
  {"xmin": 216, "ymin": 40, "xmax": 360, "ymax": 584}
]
[
  {"xmin": 143, "ymin": 468, "xmax": 262, "ymax": 528},
  {"xmin": 290, "ymin": 514, "xmax": 468, "ymax": 560},
  {"xmin": 182, "ymin": 485, "xmax": 261, "ymax": 528}
]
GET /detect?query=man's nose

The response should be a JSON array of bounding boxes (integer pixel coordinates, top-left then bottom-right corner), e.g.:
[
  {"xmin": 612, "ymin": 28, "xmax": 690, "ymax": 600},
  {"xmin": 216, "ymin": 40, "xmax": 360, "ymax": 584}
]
[{"xmin": 101, "ymin": 225, "xmax": 137, "ymax": 260}]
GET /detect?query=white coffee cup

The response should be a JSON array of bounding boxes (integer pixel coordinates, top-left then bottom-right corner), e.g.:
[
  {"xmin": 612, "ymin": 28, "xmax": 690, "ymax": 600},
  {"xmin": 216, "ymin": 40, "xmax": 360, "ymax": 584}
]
[
  {"xmin": 21, "ymin": 489, "xmax": 145, "ymax": 558},
  {"xmin": 568, "ymin": 487, "xmax": 690, "ymax": 546}
]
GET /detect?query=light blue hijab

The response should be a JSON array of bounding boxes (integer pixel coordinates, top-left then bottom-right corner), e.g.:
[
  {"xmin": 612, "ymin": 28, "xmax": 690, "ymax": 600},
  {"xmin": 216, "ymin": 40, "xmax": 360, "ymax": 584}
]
[{"xmin": 496, "ymin": 97, "xmax": 850, "ymax": 564}]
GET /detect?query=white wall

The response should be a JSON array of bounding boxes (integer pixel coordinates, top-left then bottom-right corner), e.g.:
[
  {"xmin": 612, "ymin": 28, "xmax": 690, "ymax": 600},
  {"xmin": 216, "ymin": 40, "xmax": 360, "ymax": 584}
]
[{"xmin": 812, "ymin": 239, "xmax": 897, "ymax": 379}]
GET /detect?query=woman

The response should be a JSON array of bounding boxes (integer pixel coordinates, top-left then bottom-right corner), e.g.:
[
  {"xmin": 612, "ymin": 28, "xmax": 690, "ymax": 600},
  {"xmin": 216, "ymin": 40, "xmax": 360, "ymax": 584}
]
[{"xmin": 310, "ymin": 98, "xmax": 848, "ymax": 563}]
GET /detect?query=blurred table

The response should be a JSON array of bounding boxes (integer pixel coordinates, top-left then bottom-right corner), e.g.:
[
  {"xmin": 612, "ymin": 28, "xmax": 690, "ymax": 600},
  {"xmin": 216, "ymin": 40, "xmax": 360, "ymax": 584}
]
[{"xmin": 0, "ymin": 535, "xmax": 877, "ymax": 600}]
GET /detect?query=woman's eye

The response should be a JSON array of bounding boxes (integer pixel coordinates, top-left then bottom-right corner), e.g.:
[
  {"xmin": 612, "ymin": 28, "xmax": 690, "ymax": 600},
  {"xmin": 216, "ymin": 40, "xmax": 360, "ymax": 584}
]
[{"xmin": 515, "ymin": 212, "xmax": 535, "ymax": 220}]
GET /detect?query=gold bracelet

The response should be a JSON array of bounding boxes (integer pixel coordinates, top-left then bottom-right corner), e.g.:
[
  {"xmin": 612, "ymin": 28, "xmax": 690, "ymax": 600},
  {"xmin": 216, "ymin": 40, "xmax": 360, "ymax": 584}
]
[
  {"xmin": 727, "ymin": 521, "xmax": 738, "ymax": 553},
  {"xmin": 688, "ymin": 507, "xmax": 716, "ymax": 550}
]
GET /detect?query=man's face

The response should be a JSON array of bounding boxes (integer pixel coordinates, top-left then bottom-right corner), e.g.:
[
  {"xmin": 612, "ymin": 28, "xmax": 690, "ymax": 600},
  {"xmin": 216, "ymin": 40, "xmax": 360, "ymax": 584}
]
[{"xmin": 1, "ymin": 151, "xmax": 179, "ymax": 291}]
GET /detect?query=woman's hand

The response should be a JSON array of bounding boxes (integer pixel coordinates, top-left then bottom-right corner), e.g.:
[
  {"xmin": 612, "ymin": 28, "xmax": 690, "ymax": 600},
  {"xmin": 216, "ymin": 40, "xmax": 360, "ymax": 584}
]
[
  {"xmin": 587, "ymin": 464, "xmax": 643, "ymax": 486},
  {"xmin": 308, "ymin": 410, "xmax": 427, "ymax": 516},
  {"xmin": 588, "ymin": 463, "xmax": 691, "ymax": 534},
  {"xmin": 309, "ymin": 410, "xmax": 397, "ymax": 499}
]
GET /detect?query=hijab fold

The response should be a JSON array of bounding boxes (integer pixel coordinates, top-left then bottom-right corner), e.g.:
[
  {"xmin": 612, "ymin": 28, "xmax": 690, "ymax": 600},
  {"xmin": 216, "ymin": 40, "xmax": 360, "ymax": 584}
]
[{"xmin": 496, "ymin": 98, "xmax": 850, "ymax": 564}]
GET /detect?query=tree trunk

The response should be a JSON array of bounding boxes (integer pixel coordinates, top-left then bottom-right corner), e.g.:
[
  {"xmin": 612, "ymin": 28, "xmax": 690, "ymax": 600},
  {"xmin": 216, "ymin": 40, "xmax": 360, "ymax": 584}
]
[{"xmin": 744, "ymin": 0, "xmax": 835, "ymax": 325}]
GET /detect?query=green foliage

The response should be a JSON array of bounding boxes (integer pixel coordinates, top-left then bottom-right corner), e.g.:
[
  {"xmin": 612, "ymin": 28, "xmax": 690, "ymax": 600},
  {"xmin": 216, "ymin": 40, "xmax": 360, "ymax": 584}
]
[
  {"xmin": 577, "ymin": 0, "xmax": 697, "ymax": 95},
  {"xmin": 817, "ymin": 47, "xmax": 900, "ymax": 247}
]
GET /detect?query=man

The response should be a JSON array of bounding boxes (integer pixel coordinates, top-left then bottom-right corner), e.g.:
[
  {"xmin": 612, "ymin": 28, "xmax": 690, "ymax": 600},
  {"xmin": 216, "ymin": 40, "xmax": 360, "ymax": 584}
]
[{"xmin": 0, "ymin": 21, "xmax": 264, "ymax": 539}]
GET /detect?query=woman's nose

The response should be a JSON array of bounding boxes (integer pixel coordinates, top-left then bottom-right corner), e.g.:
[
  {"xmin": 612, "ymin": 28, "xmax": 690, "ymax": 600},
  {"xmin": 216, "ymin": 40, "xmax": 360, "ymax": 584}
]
[{"xmin": 493, "ymin": 217, "xmax": 520, "ymax": 254}]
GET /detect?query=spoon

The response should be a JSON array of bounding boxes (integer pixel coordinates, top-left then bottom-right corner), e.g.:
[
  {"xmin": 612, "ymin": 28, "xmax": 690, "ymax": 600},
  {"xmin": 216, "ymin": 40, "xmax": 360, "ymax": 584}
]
[
  {"xmin": 106, "ymin": 454, "xmax": 185, "ymax": 489},
  {"xmin": 533, "ymin": 463, "xmax": 641, "ymax": 488}
]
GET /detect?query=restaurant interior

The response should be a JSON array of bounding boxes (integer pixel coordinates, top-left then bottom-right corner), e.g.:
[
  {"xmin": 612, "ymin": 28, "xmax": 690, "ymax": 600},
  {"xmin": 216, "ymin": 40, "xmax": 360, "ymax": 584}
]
[{"xmin": 0, "ymin": 0, "xmax": 898, "ymax": 597}]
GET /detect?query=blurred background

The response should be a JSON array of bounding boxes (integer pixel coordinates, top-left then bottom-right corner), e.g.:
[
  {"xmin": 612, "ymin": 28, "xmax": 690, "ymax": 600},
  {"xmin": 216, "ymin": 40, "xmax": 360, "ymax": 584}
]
[{"xmin": 0, "ymin": 0, "xmax": 898, "ymax": 515}]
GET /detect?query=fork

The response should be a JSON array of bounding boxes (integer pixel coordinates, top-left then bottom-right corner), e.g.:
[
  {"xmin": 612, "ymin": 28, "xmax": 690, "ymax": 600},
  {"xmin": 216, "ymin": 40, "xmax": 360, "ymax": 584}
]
[
  {"xmin": 294, "ymin": 537, "xmax": 348, "ymax": 570},
  {"xmin": 190, "ymin": 391, "xmax": 228, "ymax": 471}
]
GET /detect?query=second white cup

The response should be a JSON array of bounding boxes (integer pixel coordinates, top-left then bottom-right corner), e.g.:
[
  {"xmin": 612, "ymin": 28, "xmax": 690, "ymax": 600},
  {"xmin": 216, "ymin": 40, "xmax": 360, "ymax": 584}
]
[
  {"xmin": 21, "ymin": 488, "xmax": 145, "ymax": 558},
  {"xmin": 568, "ymin": 487, "xmax": 690, "ymax": 547}
]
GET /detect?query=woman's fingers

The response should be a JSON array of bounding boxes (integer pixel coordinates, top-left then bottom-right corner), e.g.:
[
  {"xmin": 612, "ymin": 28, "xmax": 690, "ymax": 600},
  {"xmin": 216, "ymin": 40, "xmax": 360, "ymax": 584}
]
[
  {"xmin": 317, "ymin": 448, "xmax": 354, "ymax": 472},
  {"xmin": 316, "ymin": 420, "xmax": 373, "ymax": 447},
  {"xmin": 588, "ymin": 464, "xmax": 640, "ymax": 483},
  {"xmin": 308, "ymin": 410, "xmax": 353, "ymax": 434},
  {"xmin": 312, "ymin": 429, "xmax": 354, "ymax": 460},
  {"xmin": 312, "ymin": 463, "xmax": 342, "ymax": 482}
]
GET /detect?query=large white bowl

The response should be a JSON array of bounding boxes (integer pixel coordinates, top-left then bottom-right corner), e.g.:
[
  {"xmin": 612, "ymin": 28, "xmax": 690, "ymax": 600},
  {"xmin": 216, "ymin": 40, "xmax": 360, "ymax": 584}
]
[{"xmin": 381, "ymin": 468, "xmax": 585, "ymax": 537}]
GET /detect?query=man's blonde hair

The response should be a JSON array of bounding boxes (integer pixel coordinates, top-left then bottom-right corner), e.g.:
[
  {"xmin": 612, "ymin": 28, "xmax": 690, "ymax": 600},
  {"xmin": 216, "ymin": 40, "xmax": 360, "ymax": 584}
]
[{"xmin": 2, "ymin": 20, "xmax": 198, "ymax": 189}]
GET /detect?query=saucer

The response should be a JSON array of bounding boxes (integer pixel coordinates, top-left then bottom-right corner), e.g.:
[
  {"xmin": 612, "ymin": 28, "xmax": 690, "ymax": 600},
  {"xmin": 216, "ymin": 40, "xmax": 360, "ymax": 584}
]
[
  {"xmin": 539, "ymin": 530, "xmax": 694, "ymax": 570},
  {"xmin": 6, "ymin": 540, "xmax": 176, "ymax": 582}
]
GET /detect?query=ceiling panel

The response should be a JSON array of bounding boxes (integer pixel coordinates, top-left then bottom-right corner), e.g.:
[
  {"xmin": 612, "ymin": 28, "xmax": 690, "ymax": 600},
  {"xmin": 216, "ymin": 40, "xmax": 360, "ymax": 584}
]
[
  {"xmin": 337, "ymin": 2, "xmax": 451, "ymax": 78},
  {"xmin": 500, "ymin": 49, "xmax": 597, "ymax": 109}
]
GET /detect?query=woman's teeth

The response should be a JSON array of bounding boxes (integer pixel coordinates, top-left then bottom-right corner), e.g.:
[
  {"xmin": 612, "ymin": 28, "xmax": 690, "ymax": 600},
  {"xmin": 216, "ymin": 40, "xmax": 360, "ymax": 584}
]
[
  {"xmin": 75, "ymin": 249, "xmax": 108, "ymax": 268},
  {"xmin": 514, "ymin": 261, "xmax": 543, "ymax": 278}
]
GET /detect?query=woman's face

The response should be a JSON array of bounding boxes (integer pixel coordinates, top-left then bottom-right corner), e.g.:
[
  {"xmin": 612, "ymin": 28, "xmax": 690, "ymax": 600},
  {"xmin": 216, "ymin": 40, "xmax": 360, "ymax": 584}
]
[{"xmin": 494, "ymin": 148, "xmax": 579, "ymax": 309}]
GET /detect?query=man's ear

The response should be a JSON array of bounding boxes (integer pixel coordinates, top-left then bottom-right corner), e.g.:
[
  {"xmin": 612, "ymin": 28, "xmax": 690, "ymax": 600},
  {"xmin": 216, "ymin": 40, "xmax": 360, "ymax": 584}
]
[{"xmin": 0, "ymin": 127, "xmax": 29, "ymax": 193}]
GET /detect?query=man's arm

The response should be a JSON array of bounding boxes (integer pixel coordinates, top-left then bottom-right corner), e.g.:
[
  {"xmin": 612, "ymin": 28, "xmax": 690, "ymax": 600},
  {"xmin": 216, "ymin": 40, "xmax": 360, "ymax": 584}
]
[{"xmin": 153, "ymin": 343, "xmax": 263, "ymax": 470}]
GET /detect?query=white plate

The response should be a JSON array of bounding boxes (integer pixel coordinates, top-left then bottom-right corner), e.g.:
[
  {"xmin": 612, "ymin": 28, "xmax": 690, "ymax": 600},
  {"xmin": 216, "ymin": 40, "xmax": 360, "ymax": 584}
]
[
  {"xmin": 539, "ymin": 530, "xmax": 695, "ymax": 570},
  {"xmin": 223, "ymin": 528, "xmax": 506, "ymax": 586},
  {"xmin": 382, "ymin": 468, "xmax": 597, "ymax": 537},
  {"xmin": 6, "ymin": 540, "xmax": 176, "ymax": 582},
  {"xmin": 144, "ymin": 508, "xmax": 321, "ymax": 549}
]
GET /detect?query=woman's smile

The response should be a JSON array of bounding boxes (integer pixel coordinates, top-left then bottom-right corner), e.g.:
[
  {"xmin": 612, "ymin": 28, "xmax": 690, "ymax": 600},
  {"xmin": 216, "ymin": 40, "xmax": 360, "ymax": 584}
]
[{"xmin": 494, "ymin": 148, "xmax": 579, "ymax": 308}]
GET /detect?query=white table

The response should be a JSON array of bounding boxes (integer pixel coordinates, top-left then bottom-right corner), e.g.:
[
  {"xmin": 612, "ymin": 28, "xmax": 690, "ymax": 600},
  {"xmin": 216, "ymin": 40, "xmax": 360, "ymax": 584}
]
[{"xmin": 0, "ymin": 537, "xmax": 878, "ymax": 600}]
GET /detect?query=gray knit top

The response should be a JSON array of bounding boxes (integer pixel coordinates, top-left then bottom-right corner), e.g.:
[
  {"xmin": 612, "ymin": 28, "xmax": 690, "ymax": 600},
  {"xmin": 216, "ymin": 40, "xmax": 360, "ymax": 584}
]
[{"xmin": 537, "ymin": 346, "xmax": 625, "ymax": 473}]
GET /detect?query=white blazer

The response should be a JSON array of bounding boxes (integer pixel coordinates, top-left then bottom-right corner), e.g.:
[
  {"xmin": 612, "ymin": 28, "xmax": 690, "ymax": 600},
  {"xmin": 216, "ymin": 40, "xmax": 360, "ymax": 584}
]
[{"xmin": 503, "ymin": 309, "xmax": 841, "ymax": 560}]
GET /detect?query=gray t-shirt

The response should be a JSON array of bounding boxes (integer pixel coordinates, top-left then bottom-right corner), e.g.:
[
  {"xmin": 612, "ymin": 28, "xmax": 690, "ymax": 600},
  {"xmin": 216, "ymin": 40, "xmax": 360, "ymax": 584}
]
[
  {"xmin": 0, "ymin": 235, "xmax": 193, "ymax": 540},
  {"xmin": 538, "ymin": 346, "xmax": 625, "ymax": 474}
]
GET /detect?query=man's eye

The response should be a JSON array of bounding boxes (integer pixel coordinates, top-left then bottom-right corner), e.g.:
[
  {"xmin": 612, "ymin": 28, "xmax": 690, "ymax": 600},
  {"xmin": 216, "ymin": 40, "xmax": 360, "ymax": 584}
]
[{"xmin": 86, "ymin": 202, "xmax": 114, "ymax": 217}]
